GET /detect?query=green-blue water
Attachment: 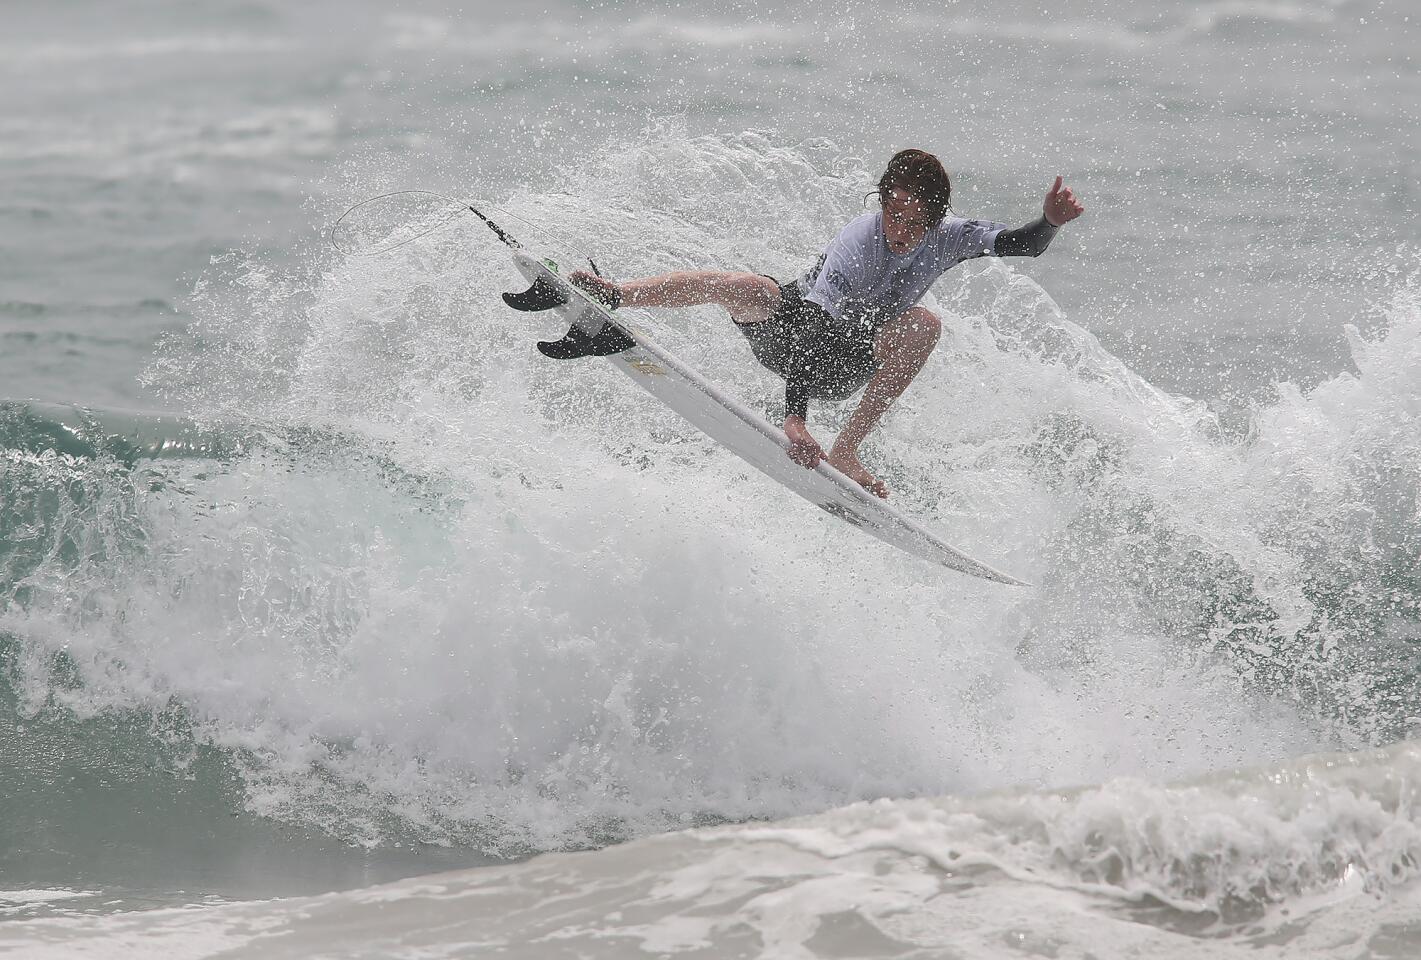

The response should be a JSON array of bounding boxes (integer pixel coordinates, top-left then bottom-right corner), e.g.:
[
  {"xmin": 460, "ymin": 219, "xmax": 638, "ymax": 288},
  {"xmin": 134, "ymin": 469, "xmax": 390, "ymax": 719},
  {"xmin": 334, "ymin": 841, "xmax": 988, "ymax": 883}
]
[{"xmin": 2, "ymin": 1, "xmax": 1419, "ymax": 956}]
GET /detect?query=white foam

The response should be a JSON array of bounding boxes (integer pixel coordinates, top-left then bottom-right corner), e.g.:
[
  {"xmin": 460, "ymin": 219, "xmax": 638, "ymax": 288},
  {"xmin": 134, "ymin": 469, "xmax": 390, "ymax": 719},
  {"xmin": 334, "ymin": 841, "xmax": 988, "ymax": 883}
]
[
  {"xmin": 5, "ymin": 130, "xmax": 1415, "ymax": 862},
  {"xmin": 5, "ymin": 742, "xmax": 1420, "ymax": 957},
  {"xmin": 0, "ymin": 889, "xmax": 98, "ymax": 905},
  {"xmin": 0, "ymin": 889, "xmax": 104, "ymax": 922}
]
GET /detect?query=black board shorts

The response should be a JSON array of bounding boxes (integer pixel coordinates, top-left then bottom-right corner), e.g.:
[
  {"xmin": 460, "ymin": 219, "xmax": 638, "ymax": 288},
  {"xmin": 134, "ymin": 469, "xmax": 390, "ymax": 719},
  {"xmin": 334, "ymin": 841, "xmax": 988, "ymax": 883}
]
[{"xmin": 735, "ymin": 278, "xmax": 878, "ymax": 401}]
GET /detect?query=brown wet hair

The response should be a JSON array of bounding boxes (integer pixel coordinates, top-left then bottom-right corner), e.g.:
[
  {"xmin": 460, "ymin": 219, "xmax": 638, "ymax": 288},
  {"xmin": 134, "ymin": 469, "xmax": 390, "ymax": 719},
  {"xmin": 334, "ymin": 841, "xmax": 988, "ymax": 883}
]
[{"xmin": 876, "ymin": 149, "xmax": 952, "ymax": 225}]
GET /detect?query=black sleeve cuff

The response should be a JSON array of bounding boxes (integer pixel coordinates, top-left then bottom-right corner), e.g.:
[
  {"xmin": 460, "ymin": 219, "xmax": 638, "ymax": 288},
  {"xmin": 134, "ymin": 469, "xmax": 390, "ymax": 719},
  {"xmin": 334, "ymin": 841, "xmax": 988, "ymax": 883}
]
[{"xmin": 993, "ymin": 217, "xmax": 1059, "ymax": 258}]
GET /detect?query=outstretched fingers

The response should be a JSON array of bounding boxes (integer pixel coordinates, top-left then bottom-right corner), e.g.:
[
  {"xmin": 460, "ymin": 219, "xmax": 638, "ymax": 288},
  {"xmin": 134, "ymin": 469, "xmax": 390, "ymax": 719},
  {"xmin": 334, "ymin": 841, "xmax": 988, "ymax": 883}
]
[{"xmin": 1043, "ymin": 175, "xmax": 1086, "ymax": 226}]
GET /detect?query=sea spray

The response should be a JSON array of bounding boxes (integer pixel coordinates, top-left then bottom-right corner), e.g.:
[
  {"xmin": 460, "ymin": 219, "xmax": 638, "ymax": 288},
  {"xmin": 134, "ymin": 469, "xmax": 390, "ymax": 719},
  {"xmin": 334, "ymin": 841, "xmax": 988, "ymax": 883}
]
[{"xmin": 3, "ymin": 133, "xmax": 1416, "ymax": 858}]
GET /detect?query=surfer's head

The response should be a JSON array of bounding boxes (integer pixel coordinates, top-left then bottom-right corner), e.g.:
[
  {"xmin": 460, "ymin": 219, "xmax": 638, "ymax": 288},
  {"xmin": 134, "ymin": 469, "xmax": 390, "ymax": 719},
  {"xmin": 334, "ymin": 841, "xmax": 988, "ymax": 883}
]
[{"xmin": 877, "ymin": 149, "xmax": 952, "ymax": 228}]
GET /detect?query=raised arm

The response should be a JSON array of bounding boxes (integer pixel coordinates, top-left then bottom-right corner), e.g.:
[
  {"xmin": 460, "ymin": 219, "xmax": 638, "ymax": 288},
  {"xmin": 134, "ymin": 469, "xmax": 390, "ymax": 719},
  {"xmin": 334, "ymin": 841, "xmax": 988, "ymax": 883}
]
[{"xmin": 994, "ymin": 175, "xmax": 1084, "ymax": 257}]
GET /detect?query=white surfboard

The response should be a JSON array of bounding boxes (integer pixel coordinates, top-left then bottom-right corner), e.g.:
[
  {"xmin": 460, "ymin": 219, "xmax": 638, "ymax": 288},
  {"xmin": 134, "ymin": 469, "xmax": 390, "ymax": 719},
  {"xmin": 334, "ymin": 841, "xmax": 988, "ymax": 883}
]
[{"xmin": 508, "ymin": 250, "xmax": 1028, "ymax": 586}]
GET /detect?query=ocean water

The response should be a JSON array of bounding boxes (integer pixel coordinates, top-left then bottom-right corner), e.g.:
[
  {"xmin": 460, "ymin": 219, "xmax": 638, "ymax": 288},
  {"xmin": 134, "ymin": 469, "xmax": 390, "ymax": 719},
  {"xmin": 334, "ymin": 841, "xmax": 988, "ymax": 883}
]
[{"xmin": 1, "ymin": 0, "xmax": 1418, "ymax": 956}]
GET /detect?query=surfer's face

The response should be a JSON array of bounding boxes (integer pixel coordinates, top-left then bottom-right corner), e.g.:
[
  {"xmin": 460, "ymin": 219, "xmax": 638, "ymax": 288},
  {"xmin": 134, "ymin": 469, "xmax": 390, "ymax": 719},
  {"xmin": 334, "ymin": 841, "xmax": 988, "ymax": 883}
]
[{"xmin": 882, "ymin": 188, "xmax": 932, "ymax": 252}]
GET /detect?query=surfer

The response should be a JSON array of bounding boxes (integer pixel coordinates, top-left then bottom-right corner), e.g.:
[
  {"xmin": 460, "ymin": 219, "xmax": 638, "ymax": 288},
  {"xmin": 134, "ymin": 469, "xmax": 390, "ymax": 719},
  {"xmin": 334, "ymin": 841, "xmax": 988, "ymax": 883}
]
[{"xmin": 571, "ymin": 149, "xmax": 1084, "ymax": 498}]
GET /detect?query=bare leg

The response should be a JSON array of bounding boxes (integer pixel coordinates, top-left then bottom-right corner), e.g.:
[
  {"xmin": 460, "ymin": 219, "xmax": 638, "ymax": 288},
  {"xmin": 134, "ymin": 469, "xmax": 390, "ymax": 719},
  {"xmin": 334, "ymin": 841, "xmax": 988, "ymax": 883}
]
[
  {"xmin": 827, "ymin": 306, "xmax": 942, "ymax": 499},
  {"xmin": 572, "ymin": 270, "xmax": 780, "ymax": 325}
]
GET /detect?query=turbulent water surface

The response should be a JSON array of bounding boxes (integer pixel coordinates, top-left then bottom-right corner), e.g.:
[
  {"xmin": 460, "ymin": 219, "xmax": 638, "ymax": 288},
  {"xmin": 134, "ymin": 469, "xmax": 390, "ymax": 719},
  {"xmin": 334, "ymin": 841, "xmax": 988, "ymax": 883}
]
[{"xmin": 1, "ymin": 0, "xmax": 1419, "ymax": 956}]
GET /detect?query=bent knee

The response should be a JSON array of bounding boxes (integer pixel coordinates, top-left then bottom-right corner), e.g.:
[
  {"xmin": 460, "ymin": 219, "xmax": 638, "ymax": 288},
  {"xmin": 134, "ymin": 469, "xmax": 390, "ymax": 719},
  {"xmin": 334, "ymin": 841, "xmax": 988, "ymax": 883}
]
[
  {"xmin": 874, "ymin": 308, "xmax": 940, "ymax": 365},
  {"xmin": 729, "ymin": 273, "xmax": 779, "ymax": 309},
  {"xmin": 881, "ymin": 307, "xmax": 941, "ymax": 350},
  {"xmin": 901, "ymin": 306, "xmax": 942, "ymax": 340}
]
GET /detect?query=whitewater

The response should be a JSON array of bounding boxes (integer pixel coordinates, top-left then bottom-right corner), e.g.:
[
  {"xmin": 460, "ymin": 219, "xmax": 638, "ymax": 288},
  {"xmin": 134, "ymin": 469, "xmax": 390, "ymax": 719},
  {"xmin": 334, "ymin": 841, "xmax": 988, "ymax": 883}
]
[{"xmin": 2, "ymin": 0, "xmax": 1418, "ymax": 956}]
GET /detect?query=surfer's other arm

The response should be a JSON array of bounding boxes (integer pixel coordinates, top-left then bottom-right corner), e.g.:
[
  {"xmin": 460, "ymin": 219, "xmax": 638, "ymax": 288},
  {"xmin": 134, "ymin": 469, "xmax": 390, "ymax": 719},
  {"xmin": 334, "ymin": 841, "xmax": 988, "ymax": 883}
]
[
  {"xmin": 994, "ymin": 176, "xmax": 1084, "ymax": 257},
  {"xmin": 824, "ymin": 305, "xmax": 938, "ymax": 500}
]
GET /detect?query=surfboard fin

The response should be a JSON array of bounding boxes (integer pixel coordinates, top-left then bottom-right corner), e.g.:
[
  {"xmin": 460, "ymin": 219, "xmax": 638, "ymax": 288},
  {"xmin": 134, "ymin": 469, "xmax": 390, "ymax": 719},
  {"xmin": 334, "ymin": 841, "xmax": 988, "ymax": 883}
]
[
  {"xmin": 502, "ymin": 276, "xmax": 569, "ymax": 312},
  {"xmin": 537, "ymin": 323, "xmax": 635, "ymax": 360}
]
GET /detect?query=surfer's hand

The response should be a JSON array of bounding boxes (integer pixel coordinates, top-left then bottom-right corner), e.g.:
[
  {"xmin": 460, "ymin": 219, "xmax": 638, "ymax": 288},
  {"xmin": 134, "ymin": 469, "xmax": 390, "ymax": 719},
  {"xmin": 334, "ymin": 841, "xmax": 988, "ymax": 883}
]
[
  {"xmin": 1043, "ymin": 175, "xmax": 1084, "ymax": 227},
  {"xmin": 784, "ymin": 415, "xmax": 823, "ymax": 469},
  {"xmin": 827, "ymin": 445, "xmax": 889, "ymax": 499}
]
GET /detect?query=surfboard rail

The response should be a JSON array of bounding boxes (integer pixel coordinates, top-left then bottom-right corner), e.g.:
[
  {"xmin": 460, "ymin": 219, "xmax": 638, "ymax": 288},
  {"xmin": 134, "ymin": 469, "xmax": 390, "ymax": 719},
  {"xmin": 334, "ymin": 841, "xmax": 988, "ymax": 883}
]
[{"xmin": 508, "ymin": 250, "xmax": 1029, "ymax": 587}]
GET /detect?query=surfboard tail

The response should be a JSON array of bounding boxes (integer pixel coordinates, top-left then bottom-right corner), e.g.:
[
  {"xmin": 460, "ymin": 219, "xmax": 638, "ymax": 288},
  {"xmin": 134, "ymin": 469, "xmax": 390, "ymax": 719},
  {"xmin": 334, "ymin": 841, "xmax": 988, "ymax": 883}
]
[{"xmin": 505, "ymin": 251, "xmax": 635, "ymax": 360}]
